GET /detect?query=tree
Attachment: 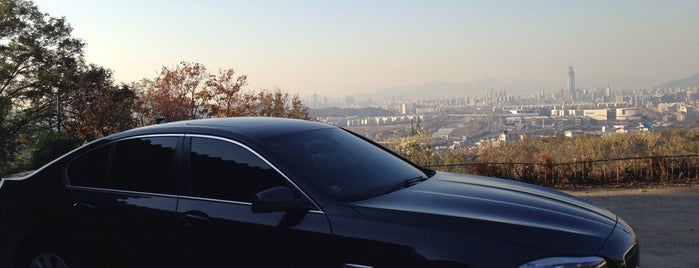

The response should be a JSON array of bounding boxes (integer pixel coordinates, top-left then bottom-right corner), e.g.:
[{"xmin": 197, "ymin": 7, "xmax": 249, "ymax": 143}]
[
  {"xmin": 62, "ymin": 64, "xmax": 139, "ymax": 141},
  {"xmin": 288, "ymin": 93, "xmax": 310, "ymax": 120},
  {"xmin": 205, "ymin": 68, "xmax": 247, "ymax": 117},
  {"xmin": 386, "ymin": 132, "xmax": 437, "ymax": 167},
  {"xmin": 143, "ymin": 61, "xmax": 209, "ymax": 121},
  {"xmin": 129, "ymin": 78, "xmax": 156, "ymax": 126},
  {"xmin": 141, "ymin": 62, "xmax": 310, "ymax": 122},
  {"xmin": 0, "ymin": 0, "xmax": 84, "ymax": 174},
  {"xmin": 253, "ymin": 89, "xmax": 310, "ymax": 119}
]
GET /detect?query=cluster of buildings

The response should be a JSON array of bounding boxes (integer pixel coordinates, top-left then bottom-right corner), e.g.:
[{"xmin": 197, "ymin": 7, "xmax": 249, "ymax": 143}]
[
  {"xmin": 343, "ymin": 115, "xmax": 423, "ymax": 127},
  {"xmin": 311, "ymin": 67, "xmax": 699, "ymax": 149},
  {"xmin": 556, "ymin": 108, "xmax": 643, "ymax": 121}
]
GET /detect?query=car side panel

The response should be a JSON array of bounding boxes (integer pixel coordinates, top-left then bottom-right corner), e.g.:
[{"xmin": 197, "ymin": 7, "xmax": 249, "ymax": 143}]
[
  {"xmin": 0, "ymin": 165, "xmax": 65, "ymax": 267},
  {"xmin": 322, "ymin": 202, "xmax": 435, "ymax": 267},
  {"xmin": 62, "ymin": 187, "xmax": 180, "ymax": 267},
  {"xmin": 176, "ymin": 198, "xmax": 332, "ymax": 267}
]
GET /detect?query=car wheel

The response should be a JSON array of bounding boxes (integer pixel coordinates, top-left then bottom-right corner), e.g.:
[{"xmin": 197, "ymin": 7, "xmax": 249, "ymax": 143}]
[
  {"xmin": 21, "ymin": 243, "xmax": 70, "ymax": 268},
  {"xmin": 28, "ymin": 252, "xmax": 68, "ymax": 268}
]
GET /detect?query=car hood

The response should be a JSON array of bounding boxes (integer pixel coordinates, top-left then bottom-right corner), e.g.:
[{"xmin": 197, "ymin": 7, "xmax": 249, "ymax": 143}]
[{"xmin": 351, "ymin": 172, "xmax": 618, "ymax": 256}]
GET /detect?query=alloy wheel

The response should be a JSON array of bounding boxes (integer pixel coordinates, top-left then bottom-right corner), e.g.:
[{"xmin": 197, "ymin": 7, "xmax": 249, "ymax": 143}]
[{"xmin": 29, "ymin": 252, "xmax": 68, "ymax": 268}]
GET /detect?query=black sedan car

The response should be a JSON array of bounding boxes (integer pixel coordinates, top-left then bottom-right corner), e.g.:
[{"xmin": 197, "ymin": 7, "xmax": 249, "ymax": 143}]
[{"xmin": 0, "ymin": 117, "xmax": 639, "ymax": 267}]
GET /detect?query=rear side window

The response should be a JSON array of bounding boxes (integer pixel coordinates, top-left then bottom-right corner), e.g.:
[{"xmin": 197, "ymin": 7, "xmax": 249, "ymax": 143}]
[
  {"xmin": 67, "ymin": 145, "xmax": 111, "ymax": 188},
  {"xmin": 67, "ymin": 137, "xmax": 179, "ymax": 195},
  {"xmin": 109, "ymin": 137, "xmax": 178, "ymax": 194},
  {"xmin": 188, "ymin": 137, "xmax": 286, "ymax": 202}
]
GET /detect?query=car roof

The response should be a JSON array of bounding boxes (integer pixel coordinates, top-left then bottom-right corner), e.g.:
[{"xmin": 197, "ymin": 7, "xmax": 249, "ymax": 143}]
[{"xmin": 107, "ymin": 117, "xmax": 335, "ymax": 141}]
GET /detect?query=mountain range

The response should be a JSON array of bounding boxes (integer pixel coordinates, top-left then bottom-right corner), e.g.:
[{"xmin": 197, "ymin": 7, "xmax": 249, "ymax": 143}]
[
  {"xmin": 654, "ymin": 73, "xmax": 699, "ymax": 89},
  {"xmin": 352, "ymin": 73, "xmax": 699, "ymax": 100}
]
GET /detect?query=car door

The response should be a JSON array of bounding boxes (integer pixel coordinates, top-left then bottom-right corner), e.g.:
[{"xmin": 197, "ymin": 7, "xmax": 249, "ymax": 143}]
[
  {"xmin": 176, "ymin": 135, "xmax": 333, "ymax": 267},
  {"xmin": 62, "ymin": 135, "xmax": 182, "ymax": 267}
]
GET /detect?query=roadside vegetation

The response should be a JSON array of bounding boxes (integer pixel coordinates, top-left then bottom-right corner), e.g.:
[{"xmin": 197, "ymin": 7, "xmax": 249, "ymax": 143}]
[
  {"xmin": 0, "ymin": 0, "xmax": 309, "ymax": 175},
  {"xmin": 387, "ymin": 129, "xmax": 699, "ymax": 187}
]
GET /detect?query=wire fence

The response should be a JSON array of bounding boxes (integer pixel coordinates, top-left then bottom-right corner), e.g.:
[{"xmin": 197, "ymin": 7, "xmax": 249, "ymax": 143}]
[{"xmin": 426, "ymin": 154, "xmax": 699, "ymax": 186}]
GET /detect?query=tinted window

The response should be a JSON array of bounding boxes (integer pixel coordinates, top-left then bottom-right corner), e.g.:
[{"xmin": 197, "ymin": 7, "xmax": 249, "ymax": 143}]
[
  {"xmin": 67, "ymin": 137, "xmax": 179, "ymax": 195},
  {"xmin": 68, "ymin": 144, "xmax": 111, "ymax": 188},
  {"xmin": 264, "ymin": 128, "xmax": 427, "ymax": 200},
  {"xmin": 109, "ymin": 137, "xmax": 178, "ymax": 194},
  {"xmin": 189, "ymin": 137, "xmax": 286, "ymax": 202}
]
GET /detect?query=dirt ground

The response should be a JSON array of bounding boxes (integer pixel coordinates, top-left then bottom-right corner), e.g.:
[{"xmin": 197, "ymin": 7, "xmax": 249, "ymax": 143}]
[{"xmin": 566, "ymin": 184, "xmax": 699, "ymax": 267}]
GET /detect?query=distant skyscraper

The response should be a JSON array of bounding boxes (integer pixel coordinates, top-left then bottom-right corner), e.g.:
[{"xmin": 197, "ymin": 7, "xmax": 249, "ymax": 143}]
[
  {"xmin": 399, "ymin": 102, "xmax": 407, "ymax": 115},
  {"xmin": 567, "ymin": 66, "xmax": 575, "ymax": 100}
]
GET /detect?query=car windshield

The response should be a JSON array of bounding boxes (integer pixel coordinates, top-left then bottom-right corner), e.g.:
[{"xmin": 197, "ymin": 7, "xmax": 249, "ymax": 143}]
[{"xmin": 264, "ymin": 128, "xmax": 429, "ymax": 201}]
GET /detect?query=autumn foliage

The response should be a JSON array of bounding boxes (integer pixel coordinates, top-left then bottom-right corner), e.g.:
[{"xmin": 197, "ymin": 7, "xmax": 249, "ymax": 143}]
[
  {"xmin": 141, "ymin": 61, "xmax": 309, "ymax": 123},
  {"xmin": 0, "ymin": 1, "xmax": 311, "ymax": 175},
  {"xmin": 62, "ymin": 65, "xmax": 139, "ymax": 141},
  {"xmin": 390, "ymin": 130, "xmax": 699, "ymax": 186}
]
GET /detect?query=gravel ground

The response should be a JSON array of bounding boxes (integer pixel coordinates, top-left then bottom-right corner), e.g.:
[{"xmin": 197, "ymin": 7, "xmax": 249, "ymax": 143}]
[{"xmin": 567, "ymin": 184, "xmax": 699, "ymax": 267}]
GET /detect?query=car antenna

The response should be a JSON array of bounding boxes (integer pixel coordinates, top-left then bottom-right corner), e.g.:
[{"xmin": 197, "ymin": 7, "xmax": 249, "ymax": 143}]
[{"xmin": 156, "ymin": 117, "xmax": 170, "ymax": 124}]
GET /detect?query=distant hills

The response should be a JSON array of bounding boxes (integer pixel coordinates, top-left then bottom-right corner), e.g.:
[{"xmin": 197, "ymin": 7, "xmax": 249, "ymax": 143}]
[
  {"xmin": 655, "ymin": 73, "xmax": 699, "ymax": 88},
  {"xmin": 338, "ymin": 73, "xmax": 699, "ymax": 102}
]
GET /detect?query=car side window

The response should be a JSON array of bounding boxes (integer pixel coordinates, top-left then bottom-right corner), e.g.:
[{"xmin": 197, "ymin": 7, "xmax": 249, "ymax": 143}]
[
  {"xmin": 108, "ymin": 137, "xmax": 179, "ymax": 194},
  {"xmin": 67, "ymin": 137, "xmax": 179, "ymax": 195},
  {"xmin": 67, "ymin": 144, "xmax": 111, "ymax": 188},
  {"xmin": 189, "ymin": 137, "xmax": 286, "ymax": 202}
]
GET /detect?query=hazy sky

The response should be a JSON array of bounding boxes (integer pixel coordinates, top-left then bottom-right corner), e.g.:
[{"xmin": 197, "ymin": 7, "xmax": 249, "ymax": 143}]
[{"xmin": 33, "ymin": 0, "xmax": 699, "ymax": 97}]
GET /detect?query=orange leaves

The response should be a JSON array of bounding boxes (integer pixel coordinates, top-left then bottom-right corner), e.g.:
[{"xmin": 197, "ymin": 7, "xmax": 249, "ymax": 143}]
[
  {"xmin": 141, "ymin": 61, "xmax": 309, "ymax": 122},
  {"xmin": 61, "ymin": 65, "xmax": 139, "ymax": 141},
  {"xmin": 144, "ymin": 61, "xmax": 210, "ymax": 121}
]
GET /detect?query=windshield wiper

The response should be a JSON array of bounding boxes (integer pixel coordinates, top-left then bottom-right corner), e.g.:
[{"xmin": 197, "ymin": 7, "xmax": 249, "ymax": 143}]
[{"xmin": 386, "ymin": 176, "xmax": 428, "ymax": 194}]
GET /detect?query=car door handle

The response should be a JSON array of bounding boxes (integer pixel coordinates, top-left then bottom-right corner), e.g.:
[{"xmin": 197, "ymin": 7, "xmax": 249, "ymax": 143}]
[
  {"xmin": 72, "ymin": 202, "xmax": 96, "ymax": 210},
  {"xmin": 181, "ymin": 211, "xmax": 211, "ymax": 226}
]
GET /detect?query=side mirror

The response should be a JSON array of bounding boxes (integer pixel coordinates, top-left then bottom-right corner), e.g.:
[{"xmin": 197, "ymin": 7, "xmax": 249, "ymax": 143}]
[{"xmin": 252, "ymin": 186, "xmax": 304, "ymax": 213}]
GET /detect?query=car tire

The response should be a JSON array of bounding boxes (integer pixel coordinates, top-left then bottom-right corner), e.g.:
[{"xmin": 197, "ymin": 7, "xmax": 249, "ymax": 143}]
[{"xmin": 20, "ymin": 242, "xmax": 70, "ymax": 268}]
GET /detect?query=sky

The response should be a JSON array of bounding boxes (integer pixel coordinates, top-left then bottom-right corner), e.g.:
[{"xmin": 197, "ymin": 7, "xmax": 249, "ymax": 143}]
[{"xmin": 32, "ymin": 0, "xmax": 699, "ymax": 97}]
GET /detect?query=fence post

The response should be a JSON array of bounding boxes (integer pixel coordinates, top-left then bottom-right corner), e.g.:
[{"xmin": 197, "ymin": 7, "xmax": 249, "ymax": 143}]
[{"xmin": 547, "ymin": 162, "xmax": 554, "ymax": 185}]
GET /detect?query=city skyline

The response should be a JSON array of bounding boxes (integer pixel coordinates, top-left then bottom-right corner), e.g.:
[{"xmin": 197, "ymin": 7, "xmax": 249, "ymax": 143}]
[{"xmin": 33, "ymin": 0, "xmax": 699, "ymax": 97}]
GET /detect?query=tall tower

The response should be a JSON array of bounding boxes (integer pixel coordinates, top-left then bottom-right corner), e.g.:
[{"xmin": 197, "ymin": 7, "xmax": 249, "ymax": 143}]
[{"xmin": 567, "ymin": 66, "xmax": 575, "ymax": 101}]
